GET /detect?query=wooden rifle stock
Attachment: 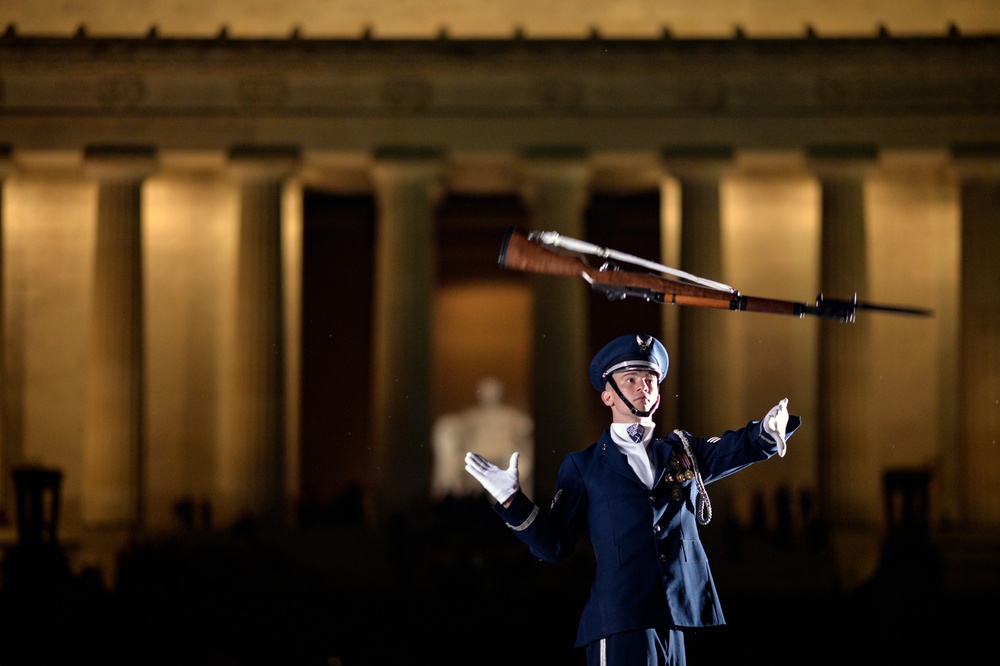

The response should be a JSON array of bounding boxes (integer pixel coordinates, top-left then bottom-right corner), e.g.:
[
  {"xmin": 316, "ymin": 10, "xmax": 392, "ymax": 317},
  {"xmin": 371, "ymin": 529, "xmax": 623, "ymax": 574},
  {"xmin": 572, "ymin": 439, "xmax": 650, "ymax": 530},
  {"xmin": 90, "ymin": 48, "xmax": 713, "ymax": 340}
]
[
  {"xmin": 499, "ymin": 227, "xmax": 801, "ymax": 315},
  {"xmin": 497, "ymin": 227, "xmax": 934, "ymax": 322}
]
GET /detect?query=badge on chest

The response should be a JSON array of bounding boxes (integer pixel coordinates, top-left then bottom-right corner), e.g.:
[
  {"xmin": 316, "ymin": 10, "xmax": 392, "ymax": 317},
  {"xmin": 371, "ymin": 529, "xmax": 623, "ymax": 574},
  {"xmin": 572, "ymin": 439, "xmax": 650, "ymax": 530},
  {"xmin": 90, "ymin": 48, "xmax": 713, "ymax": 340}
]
[{"xmin": 665, "ymin": 451, "xmax": 695, "ymax": 501}]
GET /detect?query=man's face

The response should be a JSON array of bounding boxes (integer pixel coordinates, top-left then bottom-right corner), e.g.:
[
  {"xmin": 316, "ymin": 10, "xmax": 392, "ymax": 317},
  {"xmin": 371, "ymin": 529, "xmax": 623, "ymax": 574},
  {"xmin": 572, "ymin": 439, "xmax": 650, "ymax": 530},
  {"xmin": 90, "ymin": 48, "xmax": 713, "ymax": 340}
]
[{"xmin": 602, "ymin": 369, "xmax": 661, "ymax": 422}]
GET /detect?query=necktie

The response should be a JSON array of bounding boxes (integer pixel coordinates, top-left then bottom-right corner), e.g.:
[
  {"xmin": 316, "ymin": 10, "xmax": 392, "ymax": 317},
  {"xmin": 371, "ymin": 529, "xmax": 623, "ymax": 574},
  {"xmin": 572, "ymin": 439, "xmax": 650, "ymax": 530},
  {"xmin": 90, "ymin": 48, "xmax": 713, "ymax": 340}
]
[{"xmin": 627, "ymin": 423, "xmax": 645, "ymax": 443}]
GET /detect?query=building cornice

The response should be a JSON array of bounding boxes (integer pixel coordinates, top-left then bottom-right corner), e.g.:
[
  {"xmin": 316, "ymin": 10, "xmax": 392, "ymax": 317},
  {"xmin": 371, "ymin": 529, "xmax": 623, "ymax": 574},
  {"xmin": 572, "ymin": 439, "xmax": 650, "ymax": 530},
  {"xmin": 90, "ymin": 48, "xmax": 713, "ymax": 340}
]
[{"xmin": 1, "ymin": 32, "xmax": 998, "ymax": 153}]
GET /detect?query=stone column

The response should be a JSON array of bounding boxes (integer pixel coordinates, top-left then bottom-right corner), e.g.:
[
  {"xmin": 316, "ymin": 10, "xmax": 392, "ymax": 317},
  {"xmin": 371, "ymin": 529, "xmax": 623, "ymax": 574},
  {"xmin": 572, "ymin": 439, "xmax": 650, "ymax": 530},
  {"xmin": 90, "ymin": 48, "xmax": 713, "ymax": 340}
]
[
  {"xmin": 0, "ymin": 146, "xmax": 10, "ymax": 520},
  {"xmin": 952, "ymin": 147, "xmax": 1000, "ymax": 526},
  {"xmin": 658, "ymin": 171, "xmax": 681, "ymax": 431},
  {"xmin": 81, "ymin": 146, "xmax": 156, "ymax": 529},
  {"xmin": 808, "ymin": 148, "xmax": 877, "ymax": 530},
  {"xmin": 369, "ymin": 150, "xmax": 442, "ymax": 520},
  {"xmin": 520, "ymin": 151, "xmax": 591, "ymax": 494},
  {"xmin": 223, "ymin": 147, "xmax": 299, "ymax": 525},
  {"xmin": 661, "ymin": 149, "xmax": 732, "ymax": 435}
]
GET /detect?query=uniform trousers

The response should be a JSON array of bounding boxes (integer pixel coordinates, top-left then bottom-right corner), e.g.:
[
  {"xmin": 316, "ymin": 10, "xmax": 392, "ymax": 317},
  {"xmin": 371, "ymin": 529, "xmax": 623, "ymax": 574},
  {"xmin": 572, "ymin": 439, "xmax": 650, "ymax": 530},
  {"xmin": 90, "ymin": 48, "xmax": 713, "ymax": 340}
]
[{"xmin": 584, "ymin": 628, "xmax": 685, "ymax": 666}]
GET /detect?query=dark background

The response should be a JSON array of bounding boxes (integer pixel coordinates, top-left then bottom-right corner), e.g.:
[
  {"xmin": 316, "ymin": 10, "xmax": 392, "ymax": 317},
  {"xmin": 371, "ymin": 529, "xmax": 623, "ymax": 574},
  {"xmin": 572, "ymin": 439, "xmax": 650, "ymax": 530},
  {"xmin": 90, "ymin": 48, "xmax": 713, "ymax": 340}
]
[{"xmin": 0, "ymin": 485, "xmax": 983, "ymax": 665}]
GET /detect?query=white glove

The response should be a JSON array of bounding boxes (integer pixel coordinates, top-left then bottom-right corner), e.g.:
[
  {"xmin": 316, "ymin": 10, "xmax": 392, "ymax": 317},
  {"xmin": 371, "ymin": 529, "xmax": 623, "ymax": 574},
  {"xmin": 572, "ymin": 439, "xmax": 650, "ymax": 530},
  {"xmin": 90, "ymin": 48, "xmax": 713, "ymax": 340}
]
[
  {"xmin": 763, "ymin": 398, "xmax": 790, "ymax": 457},
  {"xmin": 464, "ymin": 451, "xmax": 520, "ymax": 504}
]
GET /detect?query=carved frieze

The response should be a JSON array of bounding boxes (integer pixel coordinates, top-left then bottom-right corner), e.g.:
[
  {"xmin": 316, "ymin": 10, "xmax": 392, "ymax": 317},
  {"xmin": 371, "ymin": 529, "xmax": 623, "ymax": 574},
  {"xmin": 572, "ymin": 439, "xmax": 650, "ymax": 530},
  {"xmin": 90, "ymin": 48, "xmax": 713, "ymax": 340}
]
[{"xmin": 0, "ymin": 35, "xmax": 997, "ymax": 150}]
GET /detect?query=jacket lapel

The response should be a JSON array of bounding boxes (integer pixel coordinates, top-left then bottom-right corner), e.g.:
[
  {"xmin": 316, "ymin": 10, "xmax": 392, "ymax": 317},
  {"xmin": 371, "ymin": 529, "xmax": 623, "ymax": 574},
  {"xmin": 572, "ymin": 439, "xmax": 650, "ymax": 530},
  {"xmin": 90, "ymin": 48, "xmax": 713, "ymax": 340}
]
[
  {"xmin": 649, "ymin": 435, "xmax": 678, "ymax": 487},
  {"xmin": 598, "ymin": 431, "xmax": 645, "ymax": 485}
]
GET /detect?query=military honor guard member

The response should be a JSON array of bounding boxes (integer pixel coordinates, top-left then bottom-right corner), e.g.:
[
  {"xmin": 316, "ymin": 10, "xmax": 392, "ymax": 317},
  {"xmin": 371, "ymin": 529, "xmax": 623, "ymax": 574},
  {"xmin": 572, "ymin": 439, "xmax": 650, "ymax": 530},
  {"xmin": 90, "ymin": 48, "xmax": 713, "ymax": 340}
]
[{"xmin": 465, "ymin": 333, "xmax": 801, "ymax": 666}]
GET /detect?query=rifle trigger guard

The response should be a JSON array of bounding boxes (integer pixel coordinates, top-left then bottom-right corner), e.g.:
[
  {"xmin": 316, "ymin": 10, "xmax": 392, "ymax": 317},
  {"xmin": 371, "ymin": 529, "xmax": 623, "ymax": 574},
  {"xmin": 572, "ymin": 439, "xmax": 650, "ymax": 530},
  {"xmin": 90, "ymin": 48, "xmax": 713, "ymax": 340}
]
[{"xmin": 591, "ymin": 284, "xmax": 660, "ymax": 303}]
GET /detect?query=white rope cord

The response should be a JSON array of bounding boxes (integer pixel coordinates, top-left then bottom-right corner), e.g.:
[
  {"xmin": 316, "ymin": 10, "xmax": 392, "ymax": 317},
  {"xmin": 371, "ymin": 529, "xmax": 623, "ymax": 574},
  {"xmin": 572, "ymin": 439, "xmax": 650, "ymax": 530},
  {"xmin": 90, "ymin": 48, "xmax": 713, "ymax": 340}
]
[
  {"xmin": 531, "ymin": 230, "xmax": 735, "ymax": 294},
  {"xmin": 673, "ymin": 429, "xmax": 712, "ymax": 525}
]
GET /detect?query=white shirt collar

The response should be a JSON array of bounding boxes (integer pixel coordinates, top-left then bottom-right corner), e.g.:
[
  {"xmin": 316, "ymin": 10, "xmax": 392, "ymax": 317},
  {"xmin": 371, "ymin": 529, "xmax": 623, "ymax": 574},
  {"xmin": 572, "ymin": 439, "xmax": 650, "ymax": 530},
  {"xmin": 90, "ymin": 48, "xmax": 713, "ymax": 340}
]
[
  {"xmin": 609, "ymin": 422, "xmax": 656, "ymax": 489},
  {"xmin": 610, "ymin": 422, "xmax": 655, "ymax": 447}
]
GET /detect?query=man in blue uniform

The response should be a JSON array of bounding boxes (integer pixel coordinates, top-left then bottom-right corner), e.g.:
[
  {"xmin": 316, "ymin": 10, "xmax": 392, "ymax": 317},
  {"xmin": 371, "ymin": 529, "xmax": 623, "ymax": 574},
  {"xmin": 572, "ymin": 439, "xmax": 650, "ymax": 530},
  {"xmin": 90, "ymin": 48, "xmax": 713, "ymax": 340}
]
[{"xmin": 465, "ymin": 333, "xmax": 801, "ymax": 665}]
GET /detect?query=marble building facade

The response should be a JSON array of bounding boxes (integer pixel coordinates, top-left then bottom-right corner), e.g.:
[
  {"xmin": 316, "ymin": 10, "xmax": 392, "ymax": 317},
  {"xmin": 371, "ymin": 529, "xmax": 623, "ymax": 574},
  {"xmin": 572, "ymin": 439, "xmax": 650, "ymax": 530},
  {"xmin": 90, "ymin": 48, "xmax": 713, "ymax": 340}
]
[{"xmin": 0, "ymin": 3, "xmax": 998, "ymax": 591}]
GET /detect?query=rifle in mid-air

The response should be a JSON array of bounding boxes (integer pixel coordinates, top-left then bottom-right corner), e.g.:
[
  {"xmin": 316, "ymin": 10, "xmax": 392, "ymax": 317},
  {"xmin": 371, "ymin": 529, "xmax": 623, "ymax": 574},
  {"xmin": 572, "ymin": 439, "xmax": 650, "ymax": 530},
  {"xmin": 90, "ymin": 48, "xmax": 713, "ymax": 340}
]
[{"xmin": 497, "ymin": 227, "xmax": 934, "ymax": 323}]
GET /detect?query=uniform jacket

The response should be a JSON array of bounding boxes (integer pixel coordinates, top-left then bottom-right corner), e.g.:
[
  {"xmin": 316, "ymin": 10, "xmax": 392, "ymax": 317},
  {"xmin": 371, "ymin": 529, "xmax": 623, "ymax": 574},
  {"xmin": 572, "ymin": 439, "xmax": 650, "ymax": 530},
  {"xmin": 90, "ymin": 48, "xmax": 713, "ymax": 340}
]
[{"xmin": 495, "ymin": 415, "xmax": 802, "ymax": 647}]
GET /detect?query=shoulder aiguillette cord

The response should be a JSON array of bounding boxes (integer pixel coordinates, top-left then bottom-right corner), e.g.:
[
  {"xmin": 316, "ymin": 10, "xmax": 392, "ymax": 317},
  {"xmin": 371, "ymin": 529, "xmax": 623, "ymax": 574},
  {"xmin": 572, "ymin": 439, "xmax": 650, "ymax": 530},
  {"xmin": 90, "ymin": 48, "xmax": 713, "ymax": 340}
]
[{"xmin": 497, "ymin": 227, "xmax": 935, "ymax": 323}]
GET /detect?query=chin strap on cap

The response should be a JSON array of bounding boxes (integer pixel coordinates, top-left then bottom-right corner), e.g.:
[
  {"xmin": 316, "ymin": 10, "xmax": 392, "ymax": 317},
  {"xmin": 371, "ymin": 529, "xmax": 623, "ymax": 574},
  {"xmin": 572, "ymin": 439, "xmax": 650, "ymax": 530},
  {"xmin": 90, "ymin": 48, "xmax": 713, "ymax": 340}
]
[{"xmin": 607, "ymin": 376, "xmax": 653, "ymax": 417}]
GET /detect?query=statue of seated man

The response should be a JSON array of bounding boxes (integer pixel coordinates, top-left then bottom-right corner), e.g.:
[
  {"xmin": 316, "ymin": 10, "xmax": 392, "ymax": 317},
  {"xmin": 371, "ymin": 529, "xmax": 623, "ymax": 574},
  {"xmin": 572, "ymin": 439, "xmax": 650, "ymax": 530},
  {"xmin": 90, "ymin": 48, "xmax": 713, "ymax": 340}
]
[{"xmin": 432, "ymin": 376, "xmax": 534, "ymax": 500}]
